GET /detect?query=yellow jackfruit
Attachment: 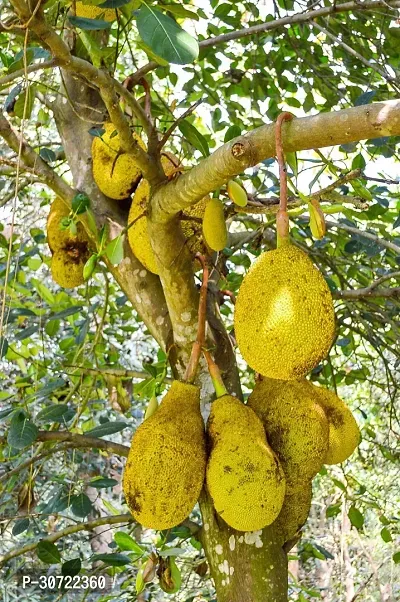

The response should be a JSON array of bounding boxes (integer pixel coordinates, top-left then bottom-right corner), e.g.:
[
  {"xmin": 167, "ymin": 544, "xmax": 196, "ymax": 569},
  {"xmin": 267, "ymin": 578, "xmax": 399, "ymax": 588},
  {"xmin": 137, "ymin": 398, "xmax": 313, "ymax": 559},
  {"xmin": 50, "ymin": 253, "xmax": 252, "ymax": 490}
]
[
  {"xmin": 248, "ymin": 378, "xmax": 329, "ymax": 486},
  {"xmin": 202, "ymin": 198, "xmax": 227, "ymax": 251},
  {"xmin": 92, "ymin": 122, "xmax": 146, "ymax": 200},
  {"xmin": 123, "ymin": 381, "xmax": 206, "ymax": 530},
  {"xmin": 50, "ymin": 248, "xmax": 88, "ymax": 288},
  {"xmin": 180, "ymin": 196, "xmax": 208, "ymax": 256},
  {"xmin": 75, "ymin": 1, "xmax": 117, "ymax": 22},
  {"xmin": 312, "ymin": 385, "xmax": 360, "ymax": 464},
  {"xmin": 206, "ymin": 395, "xmax": 286, "ymax": 532},
  {"xmin": 227, "ymin": 179, "xmax": 247, "ymax": 207},
  {"xmin": 273, "ymin": 481, "xmax": 313, "ymax": 545},
  {"xmin": 47, "ymin": 197, "xmax": 87, "ymax": 253},
  {"xmin": 234, "ymin": 245, "xmax": 336, "ymax": 380}
]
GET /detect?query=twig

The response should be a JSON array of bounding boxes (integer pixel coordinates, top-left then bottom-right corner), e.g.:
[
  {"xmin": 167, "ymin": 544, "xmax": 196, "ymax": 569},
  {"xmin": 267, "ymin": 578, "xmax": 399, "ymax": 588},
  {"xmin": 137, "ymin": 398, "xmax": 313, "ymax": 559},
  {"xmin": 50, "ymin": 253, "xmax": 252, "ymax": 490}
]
[
  {"xmin": 0, "ymin": 58, "xmax": 57, "ymax": 87},
  {"xmin": 64, "ymin": 365, "xmax": 172, "ymax": 382},
  {"xmin": 325, "ymin": 220, "xmax": 400, "ymax": 255},
  {"xmin": 184, "ymin": 254, "xmax": 209, "ymax": 383},
  {"xmin": 158, "ymin": 99, "xmax": 203, "ymax": 151}
]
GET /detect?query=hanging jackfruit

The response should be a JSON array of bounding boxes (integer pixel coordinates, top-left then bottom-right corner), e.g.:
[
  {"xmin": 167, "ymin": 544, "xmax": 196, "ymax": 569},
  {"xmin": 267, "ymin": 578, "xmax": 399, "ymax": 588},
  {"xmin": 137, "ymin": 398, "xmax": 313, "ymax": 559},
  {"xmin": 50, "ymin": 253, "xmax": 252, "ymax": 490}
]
[
  {"xmin": 75, "ymin": 1, "xmax": 117, "ymax": 22},
  {"xmin": 248, "ymin": 378, "xmax": 329, "ymax": 486},
  {"xmin": 234, "ymin": 245, "xmax": 336, "ymax": 380},
  {"xmin": 47, "ymin": 197, "xmax": 87, "ymax": 253},
  {"xmin": 92, "ymin": 122, "xmax": 146, "ymax": 200},
  {"xmin": 50, "ymin": 248, "xmax": 88, "ymax": 288},
  {"xmin": 206, "ymin": 394, "xmax": 286, "ymax": 532},
  {"xmin": 123, "ymin": 381, "xmax": 206, "ymax": 530},
  {"xmin": 312, "ymin": 385, "xmax": 360, "ymax": 464},
  {"xmin": 202, "ymin": 198, "xmax": 228, "ymax": 251},
  {"xmin": 273, "ymin": 481, "xmax": 313, "ymax": 545}
]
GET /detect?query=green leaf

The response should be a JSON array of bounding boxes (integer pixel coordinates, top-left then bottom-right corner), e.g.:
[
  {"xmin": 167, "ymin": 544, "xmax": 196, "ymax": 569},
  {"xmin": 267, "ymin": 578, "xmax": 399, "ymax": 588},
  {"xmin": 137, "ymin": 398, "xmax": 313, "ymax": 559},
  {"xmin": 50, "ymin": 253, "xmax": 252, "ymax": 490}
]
[
  {"xmin": 62, "ymin": 558, "xmax": 81, "ymax": 577},
  {"xmin": 114, "ymin": 531, "xmax": 145, "ymax": 553},
  {"xmin": 36, "ymin": 540, "xmax": 61, "ymax": 564},
  {"xmin": 68, "ymin": 15, "xmax": 112, "ymax": 30},
  {"xmin": 163, "ymin": 4, "xmax": 199, "ymax": 20},
  {"xmin": 380, "ymin": 527, "xmax": 392, "ymax": 543},
  {"xmin": 72, "ymin": 193, "xmax": 91, "ymax": 215},
  {"xmin": 85, "ymin": 421, "xmax": 128, "ymax": 437},
  {"xmin": 71, "ymin": 493, "xmax": 93, "ymax": 518},
  {"xmin": 92, "ymin": 553, "xmax": 132, "ymax": 566},
  {"xmin": 31, "ymin": 279, "xmax": 56, "ymax": 305},
  {"xmin": 49, "ymin": 306, "xmax": 84, "ymax": 320},
  {"xmin": 8, "ymin": 411, "xmax": 38, "ymax": 449},
  {"xmin": 105, "ymin": 234, "xmax": 125, "ymax": 266},
  {"xmin": 0, "ymin": 336, "xmax": 9, "ymax": 358},
  {"xmin": 158, "ymin": 547, "xmax": 186, "ymax": 557},
  {"xmin": 100, "ymin": 0, "xmax": 130, "ymax": 6},
  {"xmin": 224, "ymin": 124, "xmax": 241, "ymax": 142},
  {"xmin": 14, "ymin": 87, "xmax": 35, "ymax": 119},
  {"xmin": 36, "ymin": 404, "xmax": 70, "ymax": 423},
  {"xmin": 83, "ymin": 254, "xmax": 98, "ymax": 280},
  {"xmin": 348, "ymin": 505, "xmax": 364, "ymax": 529},
  {"xmin": 39, "ymin": 148, "xmax": 57, "ymax": 163},
  {"xmin": 136, "ymin": 4, "xmax": 199, "ymax": 65},
  {"xmin": 179, "ymin": 120, "xmax": 209, "ymax": 157},
  {"xmin": 12, "ymin": 518, "xmax": 30, "ymax": 536},
  {"xmin": 89, "ymin": 477, "xmax": 119, "ymax": 489},
  {"xmin": 393, "ymin": 551, "xmax": 400, "ymax": 564}
]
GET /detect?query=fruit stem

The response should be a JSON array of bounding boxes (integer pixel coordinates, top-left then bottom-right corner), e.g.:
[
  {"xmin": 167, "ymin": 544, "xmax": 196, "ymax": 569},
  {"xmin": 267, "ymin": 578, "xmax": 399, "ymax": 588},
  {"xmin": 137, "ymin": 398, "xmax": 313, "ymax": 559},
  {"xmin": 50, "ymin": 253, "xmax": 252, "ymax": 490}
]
[
  {"xmin": 184, "ymin": 254, "xmax": 209, "ymax": 384},
  {"xmin": 203, "ymin": 349, "xmax": 227, "ymax": 398},
  {"xmin": 275, "ymin": 112, "xmax": 293, "ymax": 248}
]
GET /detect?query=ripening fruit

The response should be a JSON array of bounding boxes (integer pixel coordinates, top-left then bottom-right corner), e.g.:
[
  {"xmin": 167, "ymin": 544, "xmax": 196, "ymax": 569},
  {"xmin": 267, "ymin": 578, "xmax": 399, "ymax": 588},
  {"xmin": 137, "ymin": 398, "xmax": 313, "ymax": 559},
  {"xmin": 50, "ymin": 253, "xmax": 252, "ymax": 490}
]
[
  {"xmin": 234, "ymin": 245, "xmax": 336, "ymax": 380},
  {"xmin": 92, "ymin": 122, "xmax": 146, "ymax": 200},
  {"xmin": 227, "ymin": 179, "xmax": 247, "ymax": 207},
  {"xmin": 123, "ymin": 381, "xmax": 206, "ymax": 530},
  {"xmin": 273, "ymin": 481, "xmax": 313, "ymax": 545},
  {"xmin": 75, "ymin": 1, "xmax": 117, "ymax": 22},
  {"xmin": 248, "ymin": 378, "xmax": 329, "ymax": 486},
  {"xmin": 202, "ymin": 198, "xmax": 228, "ymax": 251},
  {"xmin": 206, "ymin": 395, "xmax": 286, "ymax": 532},
  {"xmin": 50, "ymin": 249, "xmax": 87, "ymax": 288},
  {"xmin": 47, "ymin": 197, "xmax": 87, "ymax": 253},
  {"xmin": 312, "ymin": 386, "xmax": 360, "ymax": 464}
]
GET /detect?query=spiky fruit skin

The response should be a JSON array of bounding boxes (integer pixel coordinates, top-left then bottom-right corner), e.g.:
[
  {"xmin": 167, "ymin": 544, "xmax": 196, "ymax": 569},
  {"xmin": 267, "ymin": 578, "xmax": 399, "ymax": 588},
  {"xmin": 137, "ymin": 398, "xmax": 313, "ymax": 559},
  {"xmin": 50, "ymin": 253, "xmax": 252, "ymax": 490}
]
[
  {"xmin": 75, "ymin": 1, "xmax": 117, "ymax": 22},
  {"xmin": 180, "ymin": 196, "xmax": 208, "ymax": 256},
  {"xmin": 50, "ymin": 250, "xmax": 87, "ymax": 288},
  {"xmin": 123, "ymin": 381, "xmax": 206, "ymax": 530},
  {"xmin": 47, "ymin": 197, "xmax": 87, "ymax": 253},
  {"xmin": 273, "ymin": 481, "xmax": 313, "ymax": 545},
  {"xmin": 206, "ymin": 395, "xmax": 286, "ymax": 532},
  {"xmin": 202, "ymin": 198, "xmax": 227, "ymax": 251},
  {"xmin": 234, "ymin": 245, "xmax": 336, "ymax": 380},
  {"xmin": 312, "ymin": 385, "xmax": 360, "ymax": 464},
  {"xmin": 248, "ymin": 378, "xmax": 329, "ymax": 486},
  {"xmin": 92, "ymin": 123, "xmax": 146, "ymax": 200}
]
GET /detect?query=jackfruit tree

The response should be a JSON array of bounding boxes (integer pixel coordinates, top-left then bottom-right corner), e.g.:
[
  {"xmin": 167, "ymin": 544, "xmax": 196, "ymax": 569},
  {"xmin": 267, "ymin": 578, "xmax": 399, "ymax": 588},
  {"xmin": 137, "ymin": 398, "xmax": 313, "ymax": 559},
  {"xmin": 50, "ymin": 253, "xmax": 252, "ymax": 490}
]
[{"xmin": 0, "ymin": 1, "xmax": 400, "ymax": 601}]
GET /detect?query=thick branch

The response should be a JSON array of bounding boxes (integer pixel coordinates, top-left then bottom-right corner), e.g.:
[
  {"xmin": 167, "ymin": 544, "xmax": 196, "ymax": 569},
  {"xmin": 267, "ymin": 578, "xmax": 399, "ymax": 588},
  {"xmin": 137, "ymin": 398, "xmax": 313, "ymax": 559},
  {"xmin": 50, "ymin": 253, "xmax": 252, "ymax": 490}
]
[
  {"xmin": 36, "ymin": 431, "xmax": 130, "ymax": 457},
  {"xmin": 152, "ymin": 99, "xmax": 400, "ymax": 222},
  {"xmin": 0, "ymin": 514, "xmax": 133, "ymax": 567}
]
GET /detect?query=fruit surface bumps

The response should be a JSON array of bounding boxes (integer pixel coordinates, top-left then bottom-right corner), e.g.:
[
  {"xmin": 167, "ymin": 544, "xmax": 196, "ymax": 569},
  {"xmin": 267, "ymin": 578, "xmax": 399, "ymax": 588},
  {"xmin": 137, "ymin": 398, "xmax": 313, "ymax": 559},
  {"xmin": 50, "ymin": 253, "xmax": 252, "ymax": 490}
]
[
  {"xmin": 206, "ymin": 395, "xmax": 286, "ymax": 532},
  {"xmin": 312, "ymin": 385, "xmax": 360, "ymax": 464},
  {"xmin": 47, "ymin": 197, "xmax": 87, "ymax": 253},
  {"xmin": 92, "ymin": 122, "xmax": 146, "ymax": 200},
  {"xmin": 248, "ymin": 378, "xmax": 329, "ymax": 486},
  {"xmin": 202, "ymin": 198, "xmax": 227, "ymax": 251},
  {"xmin": 123, "ymin": 381, "xmax": 206, "ymax": 530},
  {"xmin": 75, "ymin": 1, "xmax": 117, "ymax": 22},
  {"xmin": 234, "ymin": 245, "xmax": 336, "ymax": 380},
  {"xmin": 273, "ymin": 481, "xmax": 313, "ymax": 545},
  {"xmin": 51, "ymin": 250, "xmax": 87, "ymax": 288}
]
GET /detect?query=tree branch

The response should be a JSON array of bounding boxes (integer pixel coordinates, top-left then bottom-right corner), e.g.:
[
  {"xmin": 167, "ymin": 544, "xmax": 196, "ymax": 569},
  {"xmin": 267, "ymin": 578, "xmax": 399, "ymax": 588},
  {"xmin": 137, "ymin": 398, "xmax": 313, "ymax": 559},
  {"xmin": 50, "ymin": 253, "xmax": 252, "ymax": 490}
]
[
  {"xmin": 0, "ymin": 58, "xmax": 57, "ymax": 87},
  {"xmin": 0, "ymin": 514, "xmax": 134, "ymax": 568},
  {"xmin": 333, "ymin": 271, "xmax": 400, "ymax": 299},
  {"xmin": 325, "ymin": 220, "xmax": 400, "ymax": 255},
  {"xmin": 35, "ymin": 431, "xmax": 130, "ymax": 457}
]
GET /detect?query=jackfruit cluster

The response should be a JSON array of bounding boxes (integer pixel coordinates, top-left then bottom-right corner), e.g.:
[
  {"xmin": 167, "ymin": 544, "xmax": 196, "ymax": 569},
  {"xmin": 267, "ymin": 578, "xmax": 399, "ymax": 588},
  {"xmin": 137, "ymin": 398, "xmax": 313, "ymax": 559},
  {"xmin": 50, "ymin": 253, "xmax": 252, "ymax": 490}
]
[
  {"xmin": 75, "ymin": 1, "xmax": 117, "ymax": 22},
  {"xmin": 92, "ymin": 122, "xmax": 146, "ymax": 200},
  {"xmin": 206, "ymin": 394, "xmax": 286, "ymax": 532},
  {"xmin": 234, "ymin": 245, "xmax": 336, "ymax": 380},
  {"xmin": 47, "ymin": 198, "xmax": 90, "ymax": 289},
  {"xmin": 123, "ymin": 381, "xmax": 206, "ymax": 530}
]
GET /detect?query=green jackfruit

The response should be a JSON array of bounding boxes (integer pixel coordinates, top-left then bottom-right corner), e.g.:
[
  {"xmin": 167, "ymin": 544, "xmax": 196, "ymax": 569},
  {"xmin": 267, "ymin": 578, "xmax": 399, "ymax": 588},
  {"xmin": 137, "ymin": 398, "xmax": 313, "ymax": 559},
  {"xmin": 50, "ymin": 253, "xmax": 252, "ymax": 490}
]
[
  {"xmin": 248, "ymin": 378, "xmax": 329, "ymax": 486},
  {"xmin": 234, "ymin": 245, "xmax": 336, "ymax": 380},
  {"xmin": 92, "ymin": 122, "xmax": 146, "ymax": 200},
  {"xmin": 123, "ymin": 381, "xmax": 206, "ymax": 530},
  {"xmin": 312, "ymin": 385, "xmax": 360, "ymax": 464},
  {"xmin": 202, "ymin": 198, "xmax": 227, "ymax": 251},
  {"xmin": 273, "ymin": 481, "xmax": 313, "ymax": 545},
  {"xmin": 206, "ymin": 395, "xmax": 286, "ymax": 532}
]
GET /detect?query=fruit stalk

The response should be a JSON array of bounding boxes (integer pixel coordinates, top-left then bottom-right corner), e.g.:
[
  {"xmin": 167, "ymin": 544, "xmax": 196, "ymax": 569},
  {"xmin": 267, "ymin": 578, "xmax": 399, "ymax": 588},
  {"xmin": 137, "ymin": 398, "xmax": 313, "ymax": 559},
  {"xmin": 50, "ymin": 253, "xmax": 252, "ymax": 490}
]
[
  {"xmin": 203, "ymin": 348, "xmax": 228, "ymax": 397},
  {"xmin": 184, "ymin": 254, "xmax": 209, "ymax": 384},
  {"xmin": 275, "ymin": 112, "xmax": 293, "ymax": 247}
]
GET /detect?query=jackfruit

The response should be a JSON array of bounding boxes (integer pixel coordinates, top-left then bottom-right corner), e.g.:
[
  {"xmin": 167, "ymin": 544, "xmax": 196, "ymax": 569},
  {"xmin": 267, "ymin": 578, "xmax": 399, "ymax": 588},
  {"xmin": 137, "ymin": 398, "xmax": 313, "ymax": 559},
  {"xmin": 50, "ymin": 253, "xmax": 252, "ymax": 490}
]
[
  {"xmin": 206, "ymin": 394, "xmax": 286, "ymax": 532},
  {"xmin": 123, "ymin": 381, "xmax": 206, "ymax": 530},
  {"xmin": 50, "ymin": 247, "xmax": 88, "ymax": 288},
  {"xmin": 47, "ymin": 197, "xmax": 87, "ymax": 253},
  {"xmin": 75, "ymin": 1, "xmax": 117, "ymax": 22},
  {"xmin": 248, "ymin": 378, "xmax": 329, "ymax": 486},
  {"xmin": 227, "ymin": 180, "xmax": 247, "ymax": 207},
  {"xmin": 202, "ymin": 198, "xmax": 228, "ymax": 251},
  {"xmin": 127, "ymin": 154, "xmax": 206, "ymax": 273},
  {"xmin": 312, "ymin": 385, "xmax": 360, "ymax": 464},
  {"xmin": 234, "ymin": 245, "xmax": 335, "ymax": 380},
  {"xmin": 273, "ymin": 481, "xmax": 313, "ymax": 545},
  {"xmin": 92, "ymin": 122, "xmax": 146, "ymax": 200}
]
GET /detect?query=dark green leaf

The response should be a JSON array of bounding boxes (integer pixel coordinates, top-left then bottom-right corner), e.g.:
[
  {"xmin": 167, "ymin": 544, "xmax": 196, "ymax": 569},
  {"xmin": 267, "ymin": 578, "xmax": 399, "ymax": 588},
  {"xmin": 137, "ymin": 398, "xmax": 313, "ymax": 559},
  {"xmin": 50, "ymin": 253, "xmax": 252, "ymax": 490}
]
[
  {"xmin": 68, "ymin": 15, "xmax": 112, "ymax": 30},
  {"xmin": 224, "ymin": 125, "xmax": 241, "ymax": 142},
  {"xmin": 62, "ymin": 558, "xmax": 81, "ymax": 577},
  {"xmin": 85, "ymin": 421, "xmax": 128, "ymax": 437},
  {"xmin": 12, "ymin": 518, "xmax": 30, "ymax": 536},
  {"xmin": 72, "ymin": 193, "xmax": 90, "ymax": 214},
  {"xmin": 92, "ymin": 553, "xmax": 132, "ymax": 566},
  {"xmin": 100, "ymin": 0, "xmax": 130, "ymax": 6},
  {"xmin": 348, "ymin": 505, "xmax": 364, "ymax": 529},
  {"xmin": 0, "ymin": 336, "xmax": 8, "ymax": 358},
  {"xmin": 380, "ymin": 527, "xmax": 392, "ymax": 543},
  {"xmin": 71, "ymin": 493, "xmax": 93, "ymax": 518},
  {"xmin": 36, "ymin": 404, "xmax": 69, "ymax": 422},
  {"xmin": 179, "ymin": 120, "xmax": 209, "ymax": 156},
  {"xmin": 354, "ymin": 90, "xmax": 376, "ymax": 106},
  {"xmin": 136, "ymin": 5, "xmax": 199, "ymax": 65},
  {"xmin": 29, "ymin": 378, "xmax": 66, "ymax": 400},
  {"xmin": 8, "ymin": 411, "xmax": 38, "ymax": 449},
  {"xmin": 393, "ymin": 551, "xmax": 400, "ymax": 564},
  {"xmin": 49, "ymin": 306, "xmax": 84, "ymax": 320},
  {"xmin": 89, "ymin": 477, "xmax": 119, "ymax": 489},
  {"xmin": 37, "ymin": 541, "xmax": 61, "ymax": 564},
  {"xmin": 15, "ymin": 324, "xmax": 39, "ymax": 341},
  {"xmin": 39, "ymin": 148, "xmax": 57, "ymax": 163}
]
